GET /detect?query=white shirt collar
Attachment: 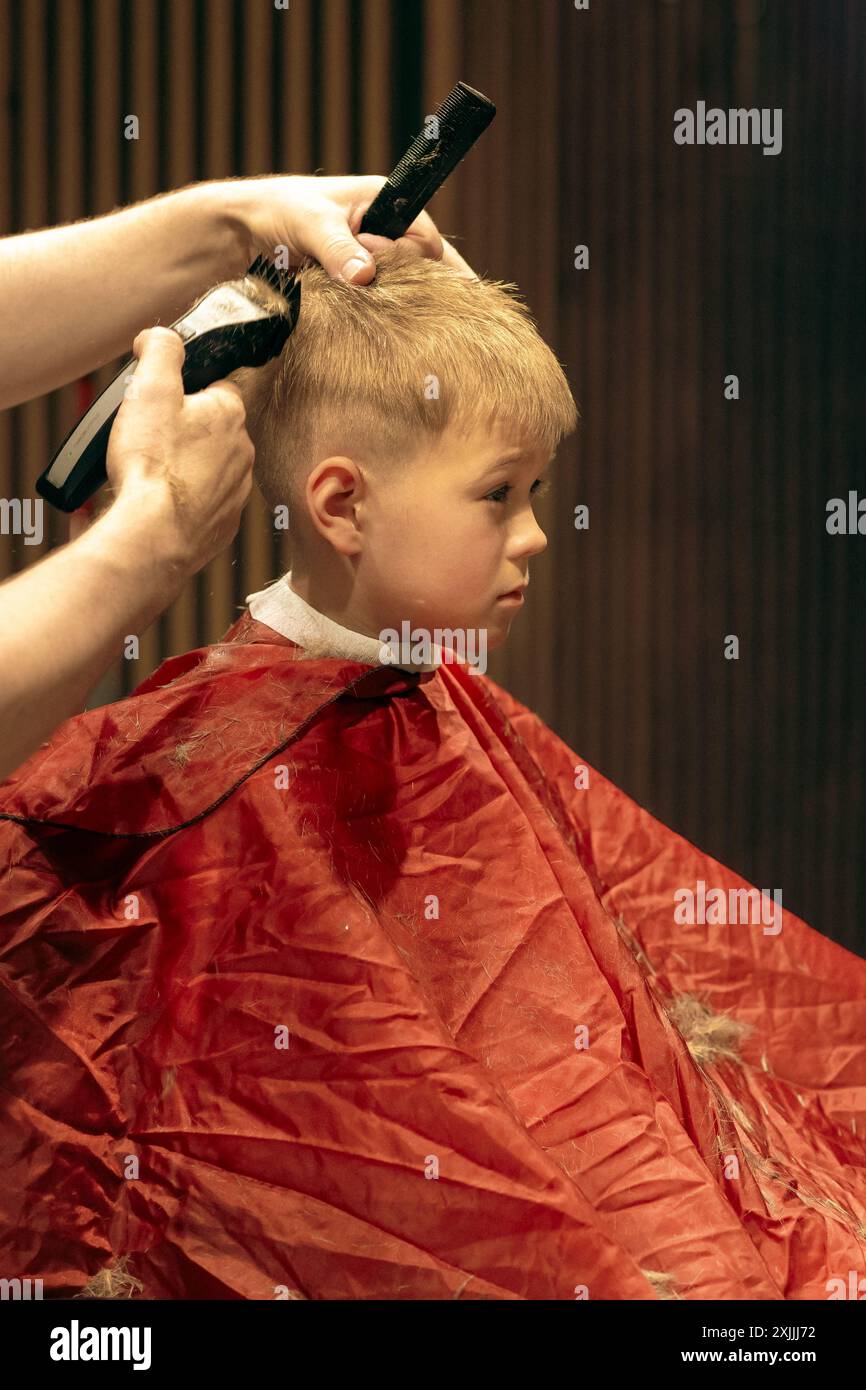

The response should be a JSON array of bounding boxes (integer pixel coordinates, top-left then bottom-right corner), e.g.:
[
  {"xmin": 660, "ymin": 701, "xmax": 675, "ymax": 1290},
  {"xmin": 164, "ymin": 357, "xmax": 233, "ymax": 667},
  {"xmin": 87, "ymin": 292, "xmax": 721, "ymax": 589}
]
[{"xmin": 245, "ymin": 572, "xmax": 440, "ymax": 672}]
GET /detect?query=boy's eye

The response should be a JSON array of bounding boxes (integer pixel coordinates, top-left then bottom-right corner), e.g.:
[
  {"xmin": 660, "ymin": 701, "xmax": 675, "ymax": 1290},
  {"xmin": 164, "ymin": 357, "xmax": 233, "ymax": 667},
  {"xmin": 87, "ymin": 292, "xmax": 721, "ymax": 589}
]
[{"xmin": 484, "ymin": 478, "xmax": 551, "ymax": 504}]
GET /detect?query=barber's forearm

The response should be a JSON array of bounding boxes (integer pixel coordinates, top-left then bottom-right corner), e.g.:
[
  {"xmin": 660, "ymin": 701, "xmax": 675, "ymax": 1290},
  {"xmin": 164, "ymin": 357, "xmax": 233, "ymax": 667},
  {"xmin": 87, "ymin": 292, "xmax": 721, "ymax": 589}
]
[
  {"xmin": 0, "ymin": 493, "xmax": 189, "ymax": 784},
  {"xmin": 0, "ymin": 183, "xmax": 250, "ymax": 410}
]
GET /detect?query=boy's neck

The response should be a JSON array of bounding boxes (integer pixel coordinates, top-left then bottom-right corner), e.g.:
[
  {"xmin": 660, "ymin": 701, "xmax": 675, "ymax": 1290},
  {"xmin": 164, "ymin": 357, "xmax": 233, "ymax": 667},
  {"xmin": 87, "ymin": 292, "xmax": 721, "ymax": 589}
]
[
  {"xmin": 287, "ymin": 569, "xmax": 383, "ymax": 644},
  {"xmin": 245, "ymin": 569, "xmax": 441, "ymax": 673}
]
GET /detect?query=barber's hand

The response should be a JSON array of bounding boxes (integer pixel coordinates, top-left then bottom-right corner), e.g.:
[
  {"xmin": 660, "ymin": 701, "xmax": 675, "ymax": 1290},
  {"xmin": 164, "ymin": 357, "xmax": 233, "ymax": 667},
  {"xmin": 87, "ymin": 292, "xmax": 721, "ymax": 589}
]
[
  {"xmin": 92, "ymin": 327, "xmax": 255, "ymax": 576},
  {"xmin": 219, "ymin": 174, "xmax": 477, "ymax": 285}
]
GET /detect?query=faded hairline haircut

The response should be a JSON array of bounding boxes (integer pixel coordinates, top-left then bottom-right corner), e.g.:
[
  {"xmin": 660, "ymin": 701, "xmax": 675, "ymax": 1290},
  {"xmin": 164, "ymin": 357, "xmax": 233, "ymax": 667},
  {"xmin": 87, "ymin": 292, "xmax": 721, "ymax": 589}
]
[{"xmin": 231, "ymin": 243, "xmax": 579, "ymax": 515}]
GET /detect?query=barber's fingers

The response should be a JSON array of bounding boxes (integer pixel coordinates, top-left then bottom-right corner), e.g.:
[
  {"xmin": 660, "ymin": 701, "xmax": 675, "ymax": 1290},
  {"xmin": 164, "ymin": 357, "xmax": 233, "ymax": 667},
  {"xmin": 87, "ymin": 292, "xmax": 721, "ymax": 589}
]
[
  {"xmin": 353, "ymin": 207, "xmax": 442, "ymax": 262},
  {"xmin": 283, "ymin": 176, "xmax": 478, "ymax": 283},
  {"xmin": 355, "ymin": 228, "xmax": 478, "ymax": 282},
  {"xmin": 400, "ymin": 208, "xmax": 446, "ymax": 257},
  {"xmin": 378, "ymin": 209, "xmax": 477, "ymax": 277},
  {"xmin": 167, "ymin": 380, "xmax": 255, "ymax": 563},
  {"xmin": 181, "ymin": 380, "xmax": 255, "ymax": 491},
  {"xmin": 195, "ymin": 378, "xmax": 246, "ymax": 410},
  {"xmin": 185, "ymin": 378, "xmax": 251, "ymax": 438},
  {"xmin": 127, "ymin": 326, "xmax": 186, "ymax": 405},
  {"xmin": 296, "ymin": 207, "xmax": 376, "ymax": 284},
  {"xmin": 438, "ymin": 236, "xmax": 478, "ymax": 280}
]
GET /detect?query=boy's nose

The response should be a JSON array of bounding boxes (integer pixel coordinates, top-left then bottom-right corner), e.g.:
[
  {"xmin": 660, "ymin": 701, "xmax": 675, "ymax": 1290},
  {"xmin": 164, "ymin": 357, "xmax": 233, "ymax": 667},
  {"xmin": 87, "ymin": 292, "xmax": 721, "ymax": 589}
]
[{"xmin": 513, "ymin": 515, "xmax": 548, "ymax": 560}]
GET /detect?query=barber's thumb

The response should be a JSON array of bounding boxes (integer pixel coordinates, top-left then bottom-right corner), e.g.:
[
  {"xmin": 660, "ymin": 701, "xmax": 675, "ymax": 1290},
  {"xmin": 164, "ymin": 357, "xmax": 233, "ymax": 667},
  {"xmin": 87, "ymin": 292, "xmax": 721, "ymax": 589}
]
[
  {"xmin": 133, "ymin": 325, "xmax": 183, "ymax": 359},
  {"xmin": 129, "ymin": 326, "xmax": 185, "ymax": 393},
  {"xmin": 311, "ymin": 222, "xmax": 375, "ymax": 283},
  {"xmin": 338, "ymin": 247, "xmax": 375, "ymax": 283}
]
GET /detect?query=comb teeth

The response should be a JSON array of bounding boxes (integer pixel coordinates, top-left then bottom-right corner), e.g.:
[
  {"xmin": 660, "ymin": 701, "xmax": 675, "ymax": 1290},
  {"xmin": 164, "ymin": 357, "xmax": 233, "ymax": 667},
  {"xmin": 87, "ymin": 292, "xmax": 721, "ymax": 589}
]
[{"xmin": 246, "ymin": 255, "xmax": 296, "ymax": 299}]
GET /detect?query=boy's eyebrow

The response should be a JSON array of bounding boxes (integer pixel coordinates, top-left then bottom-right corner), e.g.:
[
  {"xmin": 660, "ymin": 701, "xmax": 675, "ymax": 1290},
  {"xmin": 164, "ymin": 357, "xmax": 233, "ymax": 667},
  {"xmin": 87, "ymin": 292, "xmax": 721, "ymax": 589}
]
[{"xmin": 478, "ymin": 451, "xmax": 555, "ymax": 480}]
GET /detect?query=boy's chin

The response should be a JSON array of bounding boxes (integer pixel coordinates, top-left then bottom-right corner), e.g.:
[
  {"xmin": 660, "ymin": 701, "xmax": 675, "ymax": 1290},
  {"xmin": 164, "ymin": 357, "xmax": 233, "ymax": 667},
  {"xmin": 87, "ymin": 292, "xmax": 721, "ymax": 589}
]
[{"xmin": 484, "ymin": 623, "xmax": 510, "ymax": 654}]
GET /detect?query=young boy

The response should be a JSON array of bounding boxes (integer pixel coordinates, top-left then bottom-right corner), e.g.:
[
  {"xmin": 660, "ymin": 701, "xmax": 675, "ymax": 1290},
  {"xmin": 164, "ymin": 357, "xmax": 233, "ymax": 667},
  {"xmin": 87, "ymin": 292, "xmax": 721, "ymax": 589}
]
[{"xmin": 1, "ymin": 248, "xmax": 865, "ymax": 1302}]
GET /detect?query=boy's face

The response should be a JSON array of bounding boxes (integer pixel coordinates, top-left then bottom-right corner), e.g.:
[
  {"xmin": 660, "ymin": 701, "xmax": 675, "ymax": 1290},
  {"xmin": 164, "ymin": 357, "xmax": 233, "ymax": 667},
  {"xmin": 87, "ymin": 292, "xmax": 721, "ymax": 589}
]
[{"xmin": 322, "ymin": 418, "xmax": 555, "ymax": 653}]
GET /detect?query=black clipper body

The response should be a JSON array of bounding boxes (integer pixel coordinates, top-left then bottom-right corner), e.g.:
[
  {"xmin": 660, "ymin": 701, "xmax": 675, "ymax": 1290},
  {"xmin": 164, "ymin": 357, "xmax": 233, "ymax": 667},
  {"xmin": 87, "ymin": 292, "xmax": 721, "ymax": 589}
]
[{"xmin": 36, "ymin": 261, "xmax": 300, "ymax": 513}]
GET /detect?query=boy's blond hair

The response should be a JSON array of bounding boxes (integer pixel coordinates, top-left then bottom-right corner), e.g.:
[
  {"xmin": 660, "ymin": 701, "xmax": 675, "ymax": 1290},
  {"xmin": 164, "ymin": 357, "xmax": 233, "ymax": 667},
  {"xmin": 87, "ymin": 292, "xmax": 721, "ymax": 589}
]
[{"xmin": 233, "ymin": 245, "xmax": 579, "ymax": 517}]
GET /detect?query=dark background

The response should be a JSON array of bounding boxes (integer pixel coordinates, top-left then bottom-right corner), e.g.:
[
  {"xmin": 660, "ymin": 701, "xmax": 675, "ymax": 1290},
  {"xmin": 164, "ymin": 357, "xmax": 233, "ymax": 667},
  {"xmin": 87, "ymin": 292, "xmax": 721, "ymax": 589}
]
[{"xmin": 0, "ymin": 0, "xmax": 863, "ymax": 949}]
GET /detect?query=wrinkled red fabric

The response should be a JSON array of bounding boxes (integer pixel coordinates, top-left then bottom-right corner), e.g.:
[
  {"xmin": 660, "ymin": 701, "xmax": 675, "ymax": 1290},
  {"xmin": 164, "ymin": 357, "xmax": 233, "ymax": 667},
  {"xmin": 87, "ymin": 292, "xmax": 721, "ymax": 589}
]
[{"xmin": 2, "ymin": 613, "xmax": 866, "ymax": 1301}]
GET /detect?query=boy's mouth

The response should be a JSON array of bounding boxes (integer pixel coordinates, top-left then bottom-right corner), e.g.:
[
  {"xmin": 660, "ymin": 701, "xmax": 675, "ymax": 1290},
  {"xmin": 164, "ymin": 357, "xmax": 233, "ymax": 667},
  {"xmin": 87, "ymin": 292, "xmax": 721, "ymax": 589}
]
[{"xmin": 497, "ymin": 584, "xmax": 527, "ymax": 604}]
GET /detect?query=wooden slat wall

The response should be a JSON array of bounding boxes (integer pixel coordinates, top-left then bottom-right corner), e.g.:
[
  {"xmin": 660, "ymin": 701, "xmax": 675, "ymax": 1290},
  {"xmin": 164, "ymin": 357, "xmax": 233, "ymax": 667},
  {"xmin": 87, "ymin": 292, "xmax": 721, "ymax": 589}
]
[
  {"xmin": 18, "ymin": 1, "xmax": 49, "ymax": 568},
  {"xmin": 0, "ymin": 0, "xmax": 10, "ymax": 524},
  {"xmin": 0, "ymin": 0, "xmax": 863, "ymax": 948}
]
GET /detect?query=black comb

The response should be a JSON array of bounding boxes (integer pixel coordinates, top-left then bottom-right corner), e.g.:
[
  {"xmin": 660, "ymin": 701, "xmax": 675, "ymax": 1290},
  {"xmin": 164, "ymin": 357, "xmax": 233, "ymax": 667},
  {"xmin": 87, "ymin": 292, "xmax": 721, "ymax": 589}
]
[{"xmin": 359, "ymin": 82, "xmax": 495, "ymax": 240}]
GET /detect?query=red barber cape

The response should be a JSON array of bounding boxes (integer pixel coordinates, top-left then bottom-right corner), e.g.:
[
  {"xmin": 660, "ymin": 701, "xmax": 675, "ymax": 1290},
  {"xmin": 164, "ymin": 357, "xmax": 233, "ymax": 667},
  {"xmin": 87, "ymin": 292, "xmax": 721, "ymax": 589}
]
[{"xmin": 2, "ymin": 612, "xmax": 866, "ymax": 1301}]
